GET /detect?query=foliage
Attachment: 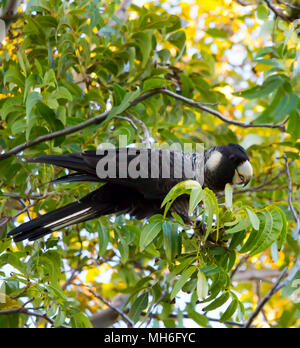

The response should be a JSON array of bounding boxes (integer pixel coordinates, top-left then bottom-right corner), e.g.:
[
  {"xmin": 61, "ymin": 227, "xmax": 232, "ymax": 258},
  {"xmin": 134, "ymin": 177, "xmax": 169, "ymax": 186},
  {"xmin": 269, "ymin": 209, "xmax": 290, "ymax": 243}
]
[{"xmin": 0, "ymin": 0, "xmax": 299, "ymax": 328}]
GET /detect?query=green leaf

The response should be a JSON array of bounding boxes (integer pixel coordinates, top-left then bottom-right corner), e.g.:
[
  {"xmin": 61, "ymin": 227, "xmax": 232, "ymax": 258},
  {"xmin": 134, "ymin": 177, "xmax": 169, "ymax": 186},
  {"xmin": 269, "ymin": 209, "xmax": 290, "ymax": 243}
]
[
  {"xmin": 225, "ymin": 184, "xmax": 233, "ymax": 210},
  {"xmin": 26, "ymin": 92, "xmax": 42, "ymax": 121},
  {"xmin": 167, "ymin": 255, "xmax": 197, "ymax": 282},
  {"xmin": 162, "ymin": 180, "xmax": 201, "ymax": 216},
  {"xmin": 237, "ymin": 75, "xmax": 284, "ymax": 99},
  {"xmin": 1, "ymin": 96, "xmax": 24, "ymax": 121},
  {"xmin": 203, "ymin": 292, "xmax": 230, "ymax": 312},
  {"xmin": 129, "ymin": 293, "xmax": 148, "ymax": 323},
  {"xmin": 206, "ymin": 28, "xmax": 228, "ymax": 39},
  {"xmin": 163, "ymin": 221, "xmax": 181, "ymax": 262},
  {"xmin": 11, "ymin": 119, "xmax": 26, "ymax": 136},
  {"xmin": 118, "ymin": 235, "xmax": 129, "ymax": 264},
  {"xmin": 168, "ymin": 30, "xmax": 186, "ymax": 51},
  {"xmin": 44, "ymin": 69, "xmax": 57, "ymax": 86},
  {"xmin": 203, "ymin": 188, "xmax": 219, "ymax": 240},
  {"xmin": 36, "ymin": 102, "xmax": 63, "ymax": 132},
  {"xmin": 170, "ymin": 266, "xmax": 197, "ymax": 300},
  {"xmin": 17, "ymin": 51, "xmax": 31, "ymax": 76},
  {"xmin": 189, "ymin": 186, "xmax": 204, "ymax": 214},
  {"xmin": 202, "ymin": 271, "xmax": 229, "ymax": 301},
  {"xmin": 250, "ymin": 206, "xmax": 283, "ymax": 256},
  {"xmin": 188, "ymin": 310, "xmax": 210, "ymax": 328},
  {"xmin": 132, "ymin": 31, "xmax": 152, "ymax": 68},
  {"xmin": 140, "ymin": 221, "xmax": 162, "ymax": 251},
  {"xmin": 113, "ymin": 84, "xmax": 126, "ymax": 105},
  {"xmin": 257, "ymin": 93, "xmax": 299, "ymax": 124},
  {"xmin": 287, "ymin": 112, "xmax": 300, "ymax": 139},
  {"xmin": 97, "ymin": 220, "xmax": 109, "ymax": 257},
  {"xmin": 272, "ymin": 93, "xmax": 298, "ymax": 123},
  {"xmin": 4, "ymin": 66, "xmax": 25, "ymax": 87},
  {"xmin": 220, "ymin": 299, "xmax": 239, "ymax": 323},
  {"xmin": 54, "ymin": 309, "xmax": 66, "ymax": 328},
  {"xmin": 143, "ymin": 78, "xmax": 169, "ymax": 92},
  {"xmin": 70, "ymin": 312, "xmax": 93, "ymax": 328},
  {"xmin": 246, "ymin": 207, "xmax": 260, "ymax": 231},
  {"xmin": 257, "ymin": 5, "xmax": 269, "ymax": 20},
  {"xmin": 139, "ymin": 13, "xmax": 173, "ymax": 30},
  {"xmin": 197, "ymin": 271, "xmax": 209, "ymax": 300},
  {"xmin": 56, "ymin": 87, "xmax": 73, "ymax": 101},
  {"xmin": 271, "ymin": 241, "xmax": 279, "ymax": 264},
  {"xmin": 226, "ymin": 216, "xmax": 251, "ymax": 234},
  {"xmin": 277, "ymin": 208, "xmax": 287, "ymax": 250}
]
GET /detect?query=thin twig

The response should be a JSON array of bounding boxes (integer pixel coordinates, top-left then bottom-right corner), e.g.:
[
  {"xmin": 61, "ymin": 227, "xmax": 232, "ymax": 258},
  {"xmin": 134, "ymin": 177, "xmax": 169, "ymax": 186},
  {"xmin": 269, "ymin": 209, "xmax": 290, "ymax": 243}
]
[
  {"xmin": 230, "ymin": 255, "xmax": 249, "ymax": 280},
  {"xmin": 114, "ymin": 116, "xmax": 139, "ymax": 131},
  {"xmin": 284, "ymin": 155, "xmax": 300, "ymax": 235},
  {"xmin": 264, "ymin": 0, "xmax": 292, "ymax": 21},
  {"xmin": 255, "ymin": 280, "xmax": 271, "ymax": 326},
  {"xmin": 74, "ymin": 282, "xmax": 134, "ymax": 328},
  {"xmin": 277, "ymin": 0, "xmax": 300, "ymax": 10},
  {"xmin": 124, "ymin": 111, "xmax": 151, "ymax": 148},
  {"xmin": 0, "ymin": 305, "xmax": 66, "ymax": 327},
  {"xmin": 157, "ymin": 89, "xmax": 288, "ymax": 132},
  {"xmin": 0, "ymin": 194, "xmax": 48, "ymax": 232},
  {"xmin": 144, "ymin": 312, "xmax": 245, "ymax": 328},
  {"xmin": 244, "ymin": 268, "xmax": 288, "ymax": 328},
  {"xmin": 233, "ymin": 0, "xmax": 293, "ymax": 22}
]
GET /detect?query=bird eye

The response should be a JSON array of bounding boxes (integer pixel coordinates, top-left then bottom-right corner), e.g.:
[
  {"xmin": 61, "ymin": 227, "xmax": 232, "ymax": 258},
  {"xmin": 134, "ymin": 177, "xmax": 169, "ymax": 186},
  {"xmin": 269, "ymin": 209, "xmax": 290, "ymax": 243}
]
[{"xmin": 239, "ymin": 174, "xmax": 245, "ymax": 181}]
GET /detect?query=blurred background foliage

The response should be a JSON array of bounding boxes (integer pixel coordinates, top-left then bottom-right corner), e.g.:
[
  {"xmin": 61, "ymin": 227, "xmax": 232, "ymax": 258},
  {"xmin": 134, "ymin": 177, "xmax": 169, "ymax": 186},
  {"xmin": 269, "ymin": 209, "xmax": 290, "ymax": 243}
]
[{"xmin": 0, "ymin": 0, "xmax": 299, "ymax": 328}]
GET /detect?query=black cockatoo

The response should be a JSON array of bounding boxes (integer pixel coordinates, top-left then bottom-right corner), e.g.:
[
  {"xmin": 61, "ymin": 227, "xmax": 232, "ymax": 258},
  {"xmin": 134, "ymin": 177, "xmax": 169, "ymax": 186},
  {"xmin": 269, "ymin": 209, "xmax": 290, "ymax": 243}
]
[{"xmin": 8, "ymin": 143, "xmax": 253, "ymax": 242}]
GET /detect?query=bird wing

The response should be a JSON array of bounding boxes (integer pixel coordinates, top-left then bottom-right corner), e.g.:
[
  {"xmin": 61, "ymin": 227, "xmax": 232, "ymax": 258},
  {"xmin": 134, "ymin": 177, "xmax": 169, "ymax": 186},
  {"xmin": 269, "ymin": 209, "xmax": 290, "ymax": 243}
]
[{"xmin": 28, "ymin": 148, "xmax": 198, "ymax": 200}]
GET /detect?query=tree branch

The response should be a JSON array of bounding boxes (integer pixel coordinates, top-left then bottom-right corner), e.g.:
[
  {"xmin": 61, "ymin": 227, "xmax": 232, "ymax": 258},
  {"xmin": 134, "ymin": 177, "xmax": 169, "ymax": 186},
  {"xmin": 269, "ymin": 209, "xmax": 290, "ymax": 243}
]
[
  {"xmin": 263, "ymin": 0, "xmax": 292, "ymax": 21},
  {"xmin": 124, "ymin": 111, "xmax": 151, "ymax": 148},
  {"xmin": 0, "ymin": 305, "xmax": 66, "ymax": 327},
  {"xmin": 284, "ymin": 155, "xmax": 300, "ymax": 235},
  {"xmin": 107, "ymin": 0, "xmax": 131, "ymax": 26},
  {"xmin": 244, "ymin": 267, "xmax": 288, "ymax": 328},
  {"xmin": 74, "ymin": 283, "xmax": 133, "ymax": 328},
  {"xmin": 157, "ymin": 89, "xmax": 288, "ymax": 132},
  {"xmin": 0, "ymin": 0, "xmax": 21, "ymax": 36},
  {"xmin": 91, "ymin": 294, "xmax": 131, "ymax": 328},
  {"xmin": 233, "ymin": 0, "xmax": 293, "ymax": 22},
  {"xmin": 0, "ymin": 88, "xmax": 288, "ymax": 161},
  {"xmin": 88, "ymin": 288, "xmax": 133, "ymax": 328},
  {"xmin": 232, "ymin": 269, "xmax": 282, "ymax": 283}
]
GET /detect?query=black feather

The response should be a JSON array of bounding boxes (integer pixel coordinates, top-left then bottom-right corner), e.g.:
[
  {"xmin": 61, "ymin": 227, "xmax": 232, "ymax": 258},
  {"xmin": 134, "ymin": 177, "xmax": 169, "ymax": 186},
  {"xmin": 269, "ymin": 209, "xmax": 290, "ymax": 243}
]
[{"xmin": 8, "ymin": 144, "xmax": 252, "ymax": 242}]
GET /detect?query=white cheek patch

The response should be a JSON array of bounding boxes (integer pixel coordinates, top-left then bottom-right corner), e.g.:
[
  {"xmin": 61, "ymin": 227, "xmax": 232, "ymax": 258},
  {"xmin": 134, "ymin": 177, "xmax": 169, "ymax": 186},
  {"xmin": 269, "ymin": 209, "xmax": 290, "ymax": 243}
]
[
  {"xmin": 206, "ymin": 151, "xmax": 223, "ymax": 172},
  {"xmin": 237, "ymin": 160, "xmax": 253, "ymax": 178}
]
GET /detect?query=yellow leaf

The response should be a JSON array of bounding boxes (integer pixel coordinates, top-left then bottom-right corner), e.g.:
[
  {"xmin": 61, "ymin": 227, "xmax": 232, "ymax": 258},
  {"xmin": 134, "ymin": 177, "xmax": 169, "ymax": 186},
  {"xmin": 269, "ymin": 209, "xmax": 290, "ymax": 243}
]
[
  {"xmin": 255, "ymin": 63, "xmax": 271, "ymax": 73},
  {"xmin": 86, "ymin": 267, "xmax": 100, "ymax": 283}
]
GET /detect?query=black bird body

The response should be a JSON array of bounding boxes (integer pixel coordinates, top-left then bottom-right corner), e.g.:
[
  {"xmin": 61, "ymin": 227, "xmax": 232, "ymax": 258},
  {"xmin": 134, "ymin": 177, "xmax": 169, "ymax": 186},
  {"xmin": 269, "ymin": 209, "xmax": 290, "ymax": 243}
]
[{"xmin": 8, "ymin": 144, "xmax": 253, "ymax": 242}]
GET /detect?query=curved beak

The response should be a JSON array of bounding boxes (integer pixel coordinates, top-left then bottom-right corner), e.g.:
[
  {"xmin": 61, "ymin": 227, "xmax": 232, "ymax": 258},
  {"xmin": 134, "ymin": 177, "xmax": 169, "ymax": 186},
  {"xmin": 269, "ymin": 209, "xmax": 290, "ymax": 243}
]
[
  {"xmin": 233, "ymin": 161, "xmax": 253, "ymax": 187},
  {"xmin": 243, "ymin": 178, "xmax": 251, "ymax": 187}
]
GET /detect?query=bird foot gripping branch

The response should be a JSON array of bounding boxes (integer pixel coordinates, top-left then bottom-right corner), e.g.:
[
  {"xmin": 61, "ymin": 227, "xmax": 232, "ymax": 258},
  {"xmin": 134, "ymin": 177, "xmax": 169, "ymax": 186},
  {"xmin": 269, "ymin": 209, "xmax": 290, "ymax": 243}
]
[{"xmin": 7, "ymin": 143, "xmax": 253, "ymax": 243}]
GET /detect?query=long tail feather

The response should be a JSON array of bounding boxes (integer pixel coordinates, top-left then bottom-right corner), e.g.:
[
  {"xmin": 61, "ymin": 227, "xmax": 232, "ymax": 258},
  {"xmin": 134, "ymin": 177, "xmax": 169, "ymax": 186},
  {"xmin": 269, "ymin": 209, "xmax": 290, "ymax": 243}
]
[{"xmin": 8, "ymin": 201, "xmax": 98, "ymax": 242}]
